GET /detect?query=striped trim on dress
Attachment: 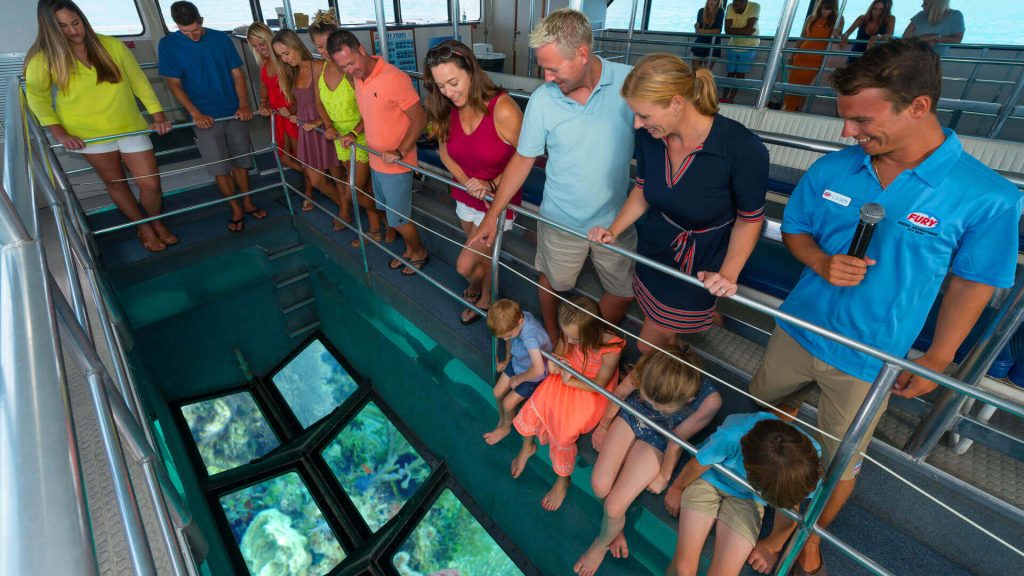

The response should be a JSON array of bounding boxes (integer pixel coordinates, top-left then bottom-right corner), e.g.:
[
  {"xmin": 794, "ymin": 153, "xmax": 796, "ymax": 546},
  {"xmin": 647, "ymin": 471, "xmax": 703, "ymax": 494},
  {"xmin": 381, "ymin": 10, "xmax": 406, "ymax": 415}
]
[{"xmin": 633, "ymin": 274, "xmax": 716, "ymax": 333}]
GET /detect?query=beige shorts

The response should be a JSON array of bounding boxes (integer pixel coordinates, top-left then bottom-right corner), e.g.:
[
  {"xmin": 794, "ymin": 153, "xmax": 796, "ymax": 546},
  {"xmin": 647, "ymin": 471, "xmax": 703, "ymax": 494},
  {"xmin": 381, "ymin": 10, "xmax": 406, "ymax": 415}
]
[
  {"xmin": 749, "ymin": 328, "xmax": 887, "ymax": 481},
  {"xmin": 534, "ymin": 222, "xmax": 636, "ymax": 297},
  {"xmin": 680, "ymin": 478, "xmax": 764, "ymax": 547}
]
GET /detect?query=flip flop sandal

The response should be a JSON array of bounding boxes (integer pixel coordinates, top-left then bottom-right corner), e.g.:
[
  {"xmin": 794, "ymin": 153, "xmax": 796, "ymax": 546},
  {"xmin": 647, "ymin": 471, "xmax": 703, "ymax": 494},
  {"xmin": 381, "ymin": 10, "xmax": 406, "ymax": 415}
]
[
  {"xmin": 245, "ymin": 207, "xmax": 268, "ymax": 220},
  {"xmin": 228, "ymin": 216, "xmax": 245, "ymax": 233},
  {"xmin": 460, "ymin": 305, "xmax": 488, "ymax": 325},
  {"xmin": 351, "ymin": 230, "xmax": 384, "ymax": 248},
  {"xmin": 463, "ymin": 286, "xmax": 482, "ymax": 304},
  {"xmin": 302, "ymin": 199, "xmax": 314, "ymax": 212},
  {"xmin": 401, "ymin": 255, "xmax": 430, "ymax": 276}
]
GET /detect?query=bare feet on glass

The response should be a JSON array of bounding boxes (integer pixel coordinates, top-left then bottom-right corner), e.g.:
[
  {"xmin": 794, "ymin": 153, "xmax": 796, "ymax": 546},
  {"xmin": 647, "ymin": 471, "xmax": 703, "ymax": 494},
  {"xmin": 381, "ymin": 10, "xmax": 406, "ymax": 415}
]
[
  {"xmin": 510, "ymin": 441, "xmax": 536, "ymax": 478},
  {"xmin": 542, "ymin": 476, "xmax": 569, "ymax": 511}
]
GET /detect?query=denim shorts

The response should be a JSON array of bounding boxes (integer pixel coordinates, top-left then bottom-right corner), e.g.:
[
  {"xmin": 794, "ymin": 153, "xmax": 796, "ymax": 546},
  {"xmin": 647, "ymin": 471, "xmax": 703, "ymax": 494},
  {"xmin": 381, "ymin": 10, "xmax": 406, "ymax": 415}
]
[
  {"xmin": 370, "ymin": 169, "xmax": 414, "ymax": 227},
  {"xmin": 617, "ymin": 380, "xmax": 717, "ymax": 452},
  {"xmin": 503, "ymin": 362, "xmax": 544, "ymax": 399}
]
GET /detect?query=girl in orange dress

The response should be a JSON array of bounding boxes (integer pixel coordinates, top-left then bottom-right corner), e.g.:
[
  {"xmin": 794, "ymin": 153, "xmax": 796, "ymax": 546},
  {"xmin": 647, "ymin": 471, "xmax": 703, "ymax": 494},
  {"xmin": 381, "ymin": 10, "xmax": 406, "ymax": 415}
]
[
  {"xmin": 512, "ymin": 296, "xmax": 625, "ymax": 511},
  {"xmin": 783, "ymin": 0, "xmax": 842, "ymax": 112}
]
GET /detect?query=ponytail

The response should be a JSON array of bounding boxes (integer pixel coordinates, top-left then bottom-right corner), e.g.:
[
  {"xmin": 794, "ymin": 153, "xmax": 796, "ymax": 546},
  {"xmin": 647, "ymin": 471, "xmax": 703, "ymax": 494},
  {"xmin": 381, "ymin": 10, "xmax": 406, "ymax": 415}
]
[{"xmin": 692, "ymin": 67, "xmax": 719, "ymax": 115}]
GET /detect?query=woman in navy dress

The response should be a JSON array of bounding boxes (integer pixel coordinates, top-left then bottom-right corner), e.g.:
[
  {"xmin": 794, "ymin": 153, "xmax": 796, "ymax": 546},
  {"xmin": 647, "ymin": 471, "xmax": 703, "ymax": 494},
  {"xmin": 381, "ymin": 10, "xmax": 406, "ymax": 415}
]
[
  {"xmin": 589, "ymin": 53, "xmax": 768, "ymax": 353},
  {"xmin": 691, "ymin": 0, "xmax": 725, "ymax": 70}
]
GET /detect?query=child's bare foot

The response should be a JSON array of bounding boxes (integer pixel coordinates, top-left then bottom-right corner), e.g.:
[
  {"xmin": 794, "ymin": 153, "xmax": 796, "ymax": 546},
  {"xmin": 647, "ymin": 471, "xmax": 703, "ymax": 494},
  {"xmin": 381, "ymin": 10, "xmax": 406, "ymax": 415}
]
[
  {"xmin": 483, "ymin": 425, "xmax": 511, "ymax": 445},
  {"xmin": 573, "ymin": 540, "xmax": 608, "ymax": 576},
  {"xmin": 747, "ymin": 539, "xmax": 781, "ymax": 574},
  {"xmin": 609, "ymin": 532, "xmax": 629, "ymax": 559},
  {"xmin": 541, "ymin": 477, "xmax": 569, "ymax": 511},
  {"xmin": 664, "ymin": 484, "xmax": 683, "ymax": 517},
  {"xmin": 511, "ymin": 441, "xmax": 536, "ymax": 478}
]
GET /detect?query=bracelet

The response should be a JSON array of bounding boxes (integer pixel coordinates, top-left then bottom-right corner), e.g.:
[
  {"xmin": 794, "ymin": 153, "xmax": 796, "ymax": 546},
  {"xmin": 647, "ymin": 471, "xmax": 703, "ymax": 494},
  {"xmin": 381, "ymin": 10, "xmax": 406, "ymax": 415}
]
[{"xmin": 348, "ymin": 130, "xmax": 359, "ymax": 139}]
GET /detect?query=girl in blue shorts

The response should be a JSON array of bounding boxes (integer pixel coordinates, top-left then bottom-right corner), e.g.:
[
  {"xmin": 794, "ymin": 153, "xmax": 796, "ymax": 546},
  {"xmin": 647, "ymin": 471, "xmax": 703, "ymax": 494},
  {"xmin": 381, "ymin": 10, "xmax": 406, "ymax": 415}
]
[{"xmin": 574, "ymin": 347, "xmax": 722, "ymax": 576}]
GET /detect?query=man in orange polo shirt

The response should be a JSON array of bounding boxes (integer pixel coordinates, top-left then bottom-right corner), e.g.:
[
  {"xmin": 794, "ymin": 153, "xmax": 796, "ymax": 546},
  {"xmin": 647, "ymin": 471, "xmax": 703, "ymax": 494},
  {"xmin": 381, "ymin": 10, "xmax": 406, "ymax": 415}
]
[{"xmin": 327, "ymin": 30, "xmax": 429, "ymax": 275}]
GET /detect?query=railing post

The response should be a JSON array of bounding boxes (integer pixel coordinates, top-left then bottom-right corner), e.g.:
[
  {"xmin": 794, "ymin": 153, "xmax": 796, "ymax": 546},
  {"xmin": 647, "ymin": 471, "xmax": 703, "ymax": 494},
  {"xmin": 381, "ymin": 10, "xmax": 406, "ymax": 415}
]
[
  {"xmin": 280, "ymin": 0, "xmax": 295, "ymax": 29},
  {"xmin": 527, "ymin": 0, "xmax": 537, "ymax": 76},
  {"xmin": 452, "ymin": 0, "xmax": 461, "ymax": 42},
  {"xmin": 755, "ymin": 0, "xmax": 802, "ymax": 109},
  {"xmin": 4, "ymin": 80, "xmax": 37, "ymax": 236},
  {"xmin": 623, "ymin": 0, "xmax": 640, "ymax": 65},
  {"xmin": 774, "ymin": 362, "xmax": 902, "ymax": 576},
  {"xmin": 271, "ymin": 113, "xmax": 295, "ymax": 216},
  {"xmin": 489, "ymin": 211, "xmax": 506, "ymax": 380},
  {"xmin": 373, "ymin": 0, "xmax": 390, "ymax": 62},
  {"xmin": 904, "ymin": 276, "xmax": 1024, "ymax": 459},
  {"xmin": 349, "ymin": 144, "xmax": 371, "ymax": 277}
]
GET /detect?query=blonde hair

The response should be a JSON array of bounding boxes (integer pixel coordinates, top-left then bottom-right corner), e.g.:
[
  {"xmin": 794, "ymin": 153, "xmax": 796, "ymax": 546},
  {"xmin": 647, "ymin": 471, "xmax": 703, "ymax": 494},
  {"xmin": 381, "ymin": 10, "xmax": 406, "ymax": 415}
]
[
  {"xmin": 928, "ymin": 0, "xmax": 951, "ymax": 26},
  {"xmin": 245, "ymin": 22, "xmax": 274, "ymax": 67},
  {"xmin": 633, "ymin": 347, "xmax": 703, "ymax": 410},
  {"xmin": 271, "ymin": 29, "xmax": 314, "ymax": 105},
  {"xmin": 557, "ymin": 296, "xmax": 604, "ymax": 364},
  {"xmin": 701, "ymin": 0, "xmax": 722, "ymax": 28},
  {"xmin": 28, "ymin": 0, "xmax": 122, "ymax": 93},
  {"xmin": 487, "ymin": 299, "xmax": 524, "ymax": 336},
  {"xmin": 529, "ymin": 8, "xmax": 593, "ymax": 57},
  {"xmin": 622, "ymin": 53, "xmax": 719, "ymax": 116},
  {"xmin": 309, "ymin": 8, "xmax": 338, "ymax": 38}
]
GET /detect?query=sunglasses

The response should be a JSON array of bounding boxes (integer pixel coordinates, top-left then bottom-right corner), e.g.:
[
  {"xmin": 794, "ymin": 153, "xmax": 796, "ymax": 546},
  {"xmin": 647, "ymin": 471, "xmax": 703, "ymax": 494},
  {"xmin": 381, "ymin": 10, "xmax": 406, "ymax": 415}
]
[{"xmin": 426, "ymin": 45, "xmax": 468, "ymax": 66}]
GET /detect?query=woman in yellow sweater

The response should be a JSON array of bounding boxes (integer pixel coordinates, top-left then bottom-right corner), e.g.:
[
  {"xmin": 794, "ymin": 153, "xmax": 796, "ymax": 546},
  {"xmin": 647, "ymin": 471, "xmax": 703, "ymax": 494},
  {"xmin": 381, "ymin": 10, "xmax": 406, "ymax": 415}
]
[{"xmin": 25, "ymin": 0, "xmax": 177, "ymax": 252}]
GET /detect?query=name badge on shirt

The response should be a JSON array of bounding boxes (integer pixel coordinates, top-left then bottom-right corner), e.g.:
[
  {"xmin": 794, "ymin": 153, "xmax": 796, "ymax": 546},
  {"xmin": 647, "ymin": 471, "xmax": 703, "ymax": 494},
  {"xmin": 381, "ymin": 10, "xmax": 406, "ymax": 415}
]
[{"xmin": 822, "ymin": 189, "xmax": 851, "ymax": 207}]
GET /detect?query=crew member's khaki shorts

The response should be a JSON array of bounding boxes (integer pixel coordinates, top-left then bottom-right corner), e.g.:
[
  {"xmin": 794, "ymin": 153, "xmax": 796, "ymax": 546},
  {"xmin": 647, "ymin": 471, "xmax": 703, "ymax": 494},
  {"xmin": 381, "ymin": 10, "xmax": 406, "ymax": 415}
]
[
  {"xmin": 535, "ymin": 222, "xmax": 636, "ymax": 297},
  {"xmin": 680, "ymin": 478, "xmax": 764, "ymax": 547},
  {"xmin": 749, "ymin": 328, "xmax": 888, "ymax": 480}
]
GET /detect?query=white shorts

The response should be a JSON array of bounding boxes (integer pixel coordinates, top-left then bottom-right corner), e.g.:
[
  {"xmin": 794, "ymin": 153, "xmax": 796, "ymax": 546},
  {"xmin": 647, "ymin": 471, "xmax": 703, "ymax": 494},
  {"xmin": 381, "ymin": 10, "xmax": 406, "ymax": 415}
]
[
  {"xmin": 455, "ymin": 200, "xmax": 515, "ymax": 232},
  {"xmin": 74, "ymin": 133, "xmax": 154, "ymax": 155}
]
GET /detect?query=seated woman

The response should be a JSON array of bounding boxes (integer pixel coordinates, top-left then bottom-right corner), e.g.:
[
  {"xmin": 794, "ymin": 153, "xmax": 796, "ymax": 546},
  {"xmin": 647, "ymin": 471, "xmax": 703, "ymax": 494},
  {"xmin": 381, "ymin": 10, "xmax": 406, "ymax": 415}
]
[
  {"xmin": 423, "ymin": 40, "xmax": 524, "ymax": 325},
  {"xmin": 308, "ymin": 10, "xmax": 391, "ymax": 242},
  {"xmin": 904, "ymin": 0, "xmax": 965, "ymax": 57},
  {"xmin": 246, "ymin": 23, "xmax": 311, "ymax": 207},
  {"xmin": 589, "ymin": 53, "xmax": 768, "ymax": 354},
  {"xmin": 783, "ymin": 0, "xmax": 842, "ymax": 112},
  {"xmin": 271, "ymin": 29, "xmax": 345, "ymax": 216},
  {"xmin": 839, "ymin": 1, "xmax": 895, "ymax": 63},
  {"xmin": 25, "ymin": 0, "xmax": 177, "ymax": 252}
]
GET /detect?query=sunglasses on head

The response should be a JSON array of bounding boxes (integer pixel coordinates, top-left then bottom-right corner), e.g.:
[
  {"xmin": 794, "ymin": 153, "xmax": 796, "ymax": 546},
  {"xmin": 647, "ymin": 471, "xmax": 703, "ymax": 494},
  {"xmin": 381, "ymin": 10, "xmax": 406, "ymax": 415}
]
[{"xmin": 426, "ymin": 44, "xmax": 468, "ymax": 65}]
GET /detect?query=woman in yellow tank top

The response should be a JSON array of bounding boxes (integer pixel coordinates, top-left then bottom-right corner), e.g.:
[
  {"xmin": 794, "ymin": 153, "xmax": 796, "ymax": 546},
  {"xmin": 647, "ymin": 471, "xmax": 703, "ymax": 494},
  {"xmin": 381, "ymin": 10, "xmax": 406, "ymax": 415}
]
[{"xmin": 309, "ymin": 11, "xmax": 392, "ymax": 244}]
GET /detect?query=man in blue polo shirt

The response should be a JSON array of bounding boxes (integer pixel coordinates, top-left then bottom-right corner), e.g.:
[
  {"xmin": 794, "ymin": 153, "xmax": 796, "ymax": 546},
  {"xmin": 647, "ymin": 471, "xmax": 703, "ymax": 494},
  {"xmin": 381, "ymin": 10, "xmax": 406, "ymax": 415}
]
[
  {"xmin": 471, "ymin": 8, "xmax": 636, "ymax": 342},
  {"xmin": 746, "ymin": 39, "xmax": 1022, "ymax": 575},
  {"xmin": 159, "ymin": 1, "xmax": 266, "ymax": 232}
]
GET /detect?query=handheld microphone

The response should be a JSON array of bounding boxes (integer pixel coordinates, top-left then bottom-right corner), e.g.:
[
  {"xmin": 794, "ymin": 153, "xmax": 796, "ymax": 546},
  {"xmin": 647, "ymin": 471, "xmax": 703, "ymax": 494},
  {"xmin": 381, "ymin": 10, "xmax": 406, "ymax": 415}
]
[{"xmin": 847, "ymin": 203, "xmax": 885, "ymax": 259}]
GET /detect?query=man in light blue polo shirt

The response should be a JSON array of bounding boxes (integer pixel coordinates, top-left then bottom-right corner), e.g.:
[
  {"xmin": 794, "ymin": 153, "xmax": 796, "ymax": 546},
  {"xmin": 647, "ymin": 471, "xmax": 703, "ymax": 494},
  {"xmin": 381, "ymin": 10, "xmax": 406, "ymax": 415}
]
[
  {"xmin": 746, "ymin": 39, "xmax": 1022, "ymax": 576},
  {"xmin": 471, "ymin": 8, "xmax": 636, "ymax": 341}
]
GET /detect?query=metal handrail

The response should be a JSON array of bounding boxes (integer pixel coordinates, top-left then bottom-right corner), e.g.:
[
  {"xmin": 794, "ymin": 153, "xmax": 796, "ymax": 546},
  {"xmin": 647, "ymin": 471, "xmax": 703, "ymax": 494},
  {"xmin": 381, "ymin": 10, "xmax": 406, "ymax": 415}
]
[{"xmin": 49, "ymin": 116, "xmax": 237, "ymax": 149}]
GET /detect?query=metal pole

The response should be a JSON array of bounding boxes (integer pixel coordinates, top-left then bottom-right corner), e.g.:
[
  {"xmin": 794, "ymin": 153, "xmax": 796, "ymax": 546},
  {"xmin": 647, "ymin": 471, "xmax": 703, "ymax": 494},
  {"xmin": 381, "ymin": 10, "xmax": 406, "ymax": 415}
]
[
  {"xmin": 281, "ymin": 0, "xmax": 295, "ymax": 29},
  {"xmin": 4, "ymin": 80, "xmax": 37, "ymax": 236},
  {"xmin": 756, "ymin": 0, "xmax": 802, "ymax": 109},
  {"xmin": 527, "ymin": 0, "xmax": 537, "ymax": 77},
  {"xmin": 774, "ymin": 362, "xmax": 902, "ymax": 576},
  {"xmin": 988, "ymin": 66, "xmax": 1024, "ymax": 138},
  {"xmin": 0, "ymin": 201, "xmax": 98, "ymax": 575},
  {"xmin": 373, "ymin": 0, "xmax": 390, "ymax": 62},
  {"xmin": 452, "ymin": 0, "xmax": 461, "ymax": 42},
  {"xmin": 904, "ymin": 276, "xmax": 1024, "ymax": 459},
  {"xmin": 271, "ymin": 113, "xmax": 295, "ymax": 216},
  {"xmin": 624, "ymin": 0, "xmax": 640, "ymax": 65},
  {"xmin": 349, "ymin": 144, "xmax": 370, "ymax": 277},
  {"xmin": 489, "ymin": 212, "xmax": 506, "ymax": 379}
]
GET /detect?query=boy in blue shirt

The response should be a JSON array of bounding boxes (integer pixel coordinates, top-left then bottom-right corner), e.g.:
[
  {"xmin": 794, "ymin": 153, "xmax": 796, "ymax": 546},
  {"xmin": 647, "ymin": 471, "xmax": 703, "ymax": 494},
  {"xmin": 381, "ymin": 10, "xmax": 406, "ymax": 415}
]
[
  {"xmin": 664, "ymin": 413, "xmax": 822, "ymax": 576},
  {"xmin": 485, "ymin": 299, "xmax": 553, "ymax": 445}
]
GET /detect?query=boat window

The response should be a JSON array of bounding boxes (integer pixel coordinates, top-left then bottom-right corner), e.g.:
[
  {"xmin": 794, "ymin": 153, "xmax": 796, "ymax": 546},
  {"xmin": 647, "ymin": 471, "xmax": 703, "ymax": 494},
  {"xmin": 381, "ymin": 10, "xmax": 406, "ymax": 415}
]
[
  {"xmin": 257, "ymin": 1, "xmax": 333, "ymax": 28},
  {"xmin": 219, "ymin": 472, "xmax": 346, "ymax": 575},
  {"xmin": 159, "ymin": 0, "xmax": 255, "ymax": 32},
  {"xmin": 181, "ymin": 391, "xmax": 281, "ymax": 475},
  {"xmin": 320, "ymin": 401, "xmax": 431, "ymax": 531},
  {"xmin": 604, "ymin": 0, "xmax": 645, "ymax": 30},
  {"xmin": 271, "ymin": 338, "xmax": 358, "ymax": 428},
  {"xmin": 461, "ymin": 0, "xmax": 481, "ymax": 22},
  {"xmin": 399, "ymin": 0, "xmax": 450, "ymax": 24},
  {"xmin": 392, "ymin": 489, "xmax": 523, "ymax": 575},
  {"xmin": 76, "ymin": 0, "xmax": 145, "ymax": 36}
]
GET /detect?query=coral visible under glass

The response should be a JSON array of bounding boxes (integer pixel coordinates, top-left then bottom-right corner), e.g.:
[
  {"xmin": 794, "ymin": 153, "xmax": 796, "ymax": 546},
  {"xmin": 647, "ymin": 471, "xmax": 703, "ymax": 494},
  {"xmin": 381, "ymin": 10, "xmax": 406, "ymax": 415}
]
[
  {"xmin": 220, "ymin": 472, "xmax": 346, "ymax": 576},
  {"xmin": 272, "ymin": 339, "xmax": 358, "ymax": 427},
  {"xmin": 394, "ymin": 489, "xmax": 522, "ymax": 576},
  {"xmin": 181, "ymin": 391, "xmax": 279, "ymax": 475},
  {"xmin": 322, "ymin": 402, "xmax": 430, "ymax": 531}
]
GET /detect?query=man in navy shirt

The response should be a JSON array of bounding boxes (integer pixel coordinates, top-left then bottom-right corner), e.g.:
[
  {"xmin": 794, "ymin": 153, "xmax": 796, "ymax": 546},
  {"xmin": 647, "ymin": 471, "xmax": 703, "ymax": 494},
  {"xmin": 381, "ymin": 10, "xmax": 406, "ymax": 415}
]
[
  {"xmin": 159, "ymin": 1, "xmax": 266, "ymax": 231},
  {"xmin": 747, "ymin": 39, "xmax": 1021, "ymax": 575}
]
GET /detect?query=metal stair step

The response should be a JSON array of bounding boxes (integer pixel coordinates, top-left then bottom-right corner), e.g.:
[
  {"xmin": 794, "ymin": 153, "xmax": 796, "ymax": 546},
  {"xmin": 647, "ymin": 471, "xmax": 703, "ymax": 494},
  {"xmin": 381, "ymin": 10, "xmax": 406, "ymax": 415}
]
[
  {"xmin": 274, "ymin": 271, "xmax": 311, "ymax": 289},
  {"xmin": 281, "ymin": 297, "xmax": 316, "ymax": 315}
]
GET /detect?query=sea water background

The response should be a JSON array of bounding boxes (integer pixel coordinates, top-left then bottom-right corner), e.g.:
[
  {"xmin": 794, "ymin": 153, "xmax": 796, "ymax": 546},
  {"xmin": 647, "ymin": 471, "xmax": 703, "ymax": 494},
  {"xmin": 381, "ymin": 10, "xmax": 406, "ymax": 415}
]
[{"xmin": 83, "ymin": 0, "xmax": 1018, "ymax": 47}]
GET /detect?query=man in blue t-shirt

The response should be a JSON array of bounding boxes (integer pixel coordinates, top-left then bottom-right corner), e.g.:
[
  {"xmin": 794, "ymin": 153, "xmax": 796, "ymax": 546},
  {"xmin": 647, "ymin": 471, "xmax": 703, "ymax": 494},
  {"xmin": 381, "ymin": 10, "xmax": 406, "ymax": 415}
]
[
  {"xmin": 470, "ymin": 8, "xmax": 636, "ymax": 343},
  {"xmin": 747, "ymin": 39, "xmax": 1022, "ymax": 575},
  {"xmin": 158, "ymin": 1, "xmax": 266, "ymax": 232}
]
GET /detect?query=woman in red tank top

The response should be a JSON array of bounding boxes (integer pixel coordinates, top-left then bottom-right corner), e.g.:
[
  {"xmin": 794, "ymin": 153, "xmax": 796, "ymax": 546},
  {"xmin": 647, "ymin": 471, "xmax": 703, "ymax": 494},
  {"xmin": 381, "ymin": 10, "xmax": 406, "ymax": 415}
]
[
  {"xmin": 423, "ymin": 40, "xmax": 524, "ymax": 325},
  {"xmin": 246, "ymin": 25, "xmax": 304, "ymax": 177}
]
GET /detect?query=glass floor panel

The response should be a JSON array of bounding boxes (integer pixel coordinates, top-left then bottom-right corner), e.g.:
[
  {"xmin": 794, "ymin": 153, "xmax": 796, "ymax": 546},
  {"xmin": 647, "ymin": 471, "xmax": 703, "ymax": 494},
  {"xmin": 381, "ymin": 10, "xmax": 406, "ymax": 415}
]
[
  {"xmin": 272, "ymin": 338, "xmax": 358, "ymax": 427},
  {"xmin": 322, "ymin": 401, "xmax": 431, "ymax": 531},
  {"xmin": 393, "ymin": 489, "xmax": 523, "ymax": 576},
  {"xmin": 219, "ymin": 471, "xmax": 346, "ymax": 576},
  {"xmin": 181, "ymin": 391, "xmax": 280, "ymax": 475}
]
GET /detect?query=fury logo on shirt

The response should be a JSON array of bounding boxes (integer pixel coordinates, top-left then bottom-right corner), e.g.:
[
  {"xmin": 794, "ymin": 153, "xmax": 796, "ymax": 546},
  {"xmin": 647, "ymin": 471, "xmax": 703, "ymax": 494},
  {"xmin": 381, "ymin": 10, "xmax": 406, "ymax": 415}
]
[
  {"xmin": 906, "ymin": 212, "xmax": 938, "ymax": 228},
  {"xmin": 822, "ymin": 189, "xmax": 851, "ymax": 207}
]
